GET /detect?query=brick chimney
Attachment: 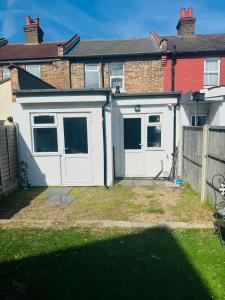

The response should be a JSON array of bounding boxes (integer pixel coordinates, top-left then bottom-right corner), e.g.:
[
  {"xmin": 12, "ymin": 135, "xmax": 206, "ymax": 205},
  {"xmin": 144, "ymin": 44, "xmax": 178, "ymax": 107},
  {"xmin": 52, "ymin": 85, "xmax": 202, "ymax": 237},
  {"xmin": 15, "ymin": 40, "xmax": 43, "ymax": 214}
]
[
  {"xmin": 176, "ymin": 8, "xmax": 196, "ymax": 36},
  {"xmin": 23, "ymin": 16, "xmax": 44, "ymax": 44}
]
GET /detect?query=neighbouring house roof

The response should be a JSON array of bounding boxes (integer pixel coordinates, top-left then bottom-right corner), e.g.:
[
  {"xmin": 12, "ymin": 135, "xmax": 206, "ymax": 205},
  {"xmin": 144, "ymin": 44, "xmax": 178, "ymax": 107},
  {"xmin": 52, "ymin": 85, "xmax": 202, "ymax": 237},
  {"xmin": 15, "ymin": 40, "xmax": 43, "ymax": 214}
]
[
  {"xmin": 0, "ymin": 77, "xmax": 10, "ymax": 85},
  {"xmin": 9, "ymin": 64, "xmax": 55, "ymax": 90},
  {"xmin": 65, "ymin": 37, "xmax": 161, "ymax": 58},
  {"xmin": 0, "ymin": 38, "xmax": 8, "ymax": 47},
  {"xmin": 162, "ymin": 34, "xmax": 225, "ymax": 54},
  {"xmin": 0, "ymin": 42, "xmax": 64, "ymax": 61}
]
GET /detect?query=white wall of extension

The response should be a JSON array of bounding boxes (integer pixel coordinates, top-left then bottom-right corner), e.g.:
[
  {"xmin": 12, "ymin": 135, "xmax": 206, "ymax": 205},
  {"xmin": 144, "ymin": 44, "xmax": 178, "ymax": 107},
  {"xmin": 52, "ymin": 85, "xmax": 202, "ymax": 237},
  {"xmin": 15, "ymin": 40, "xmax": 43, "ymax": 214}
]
[
  {"xmin": 13, "ymin": 97, "xmax": 108, "ymax": 186},
  {"xmin": 13, "ymin": 93, "xmax": 179, "ymax": 186},
  {"xmin": 112, "ymin": 96, "xmax": 178, "ymax": 179}
]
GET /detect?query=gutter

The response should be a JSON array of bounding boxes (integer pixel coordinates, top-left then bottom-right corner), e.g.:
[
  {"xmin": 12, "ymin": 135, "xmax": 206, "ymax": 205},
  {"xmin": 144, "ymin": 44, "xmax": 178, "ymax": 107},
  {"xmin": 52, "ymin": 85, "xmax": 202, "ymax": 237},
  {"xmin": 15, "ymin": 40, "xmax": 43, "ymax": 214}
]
[{"xmin": 102, "ymin": 92, "xmax": 110, "ymax": 188}]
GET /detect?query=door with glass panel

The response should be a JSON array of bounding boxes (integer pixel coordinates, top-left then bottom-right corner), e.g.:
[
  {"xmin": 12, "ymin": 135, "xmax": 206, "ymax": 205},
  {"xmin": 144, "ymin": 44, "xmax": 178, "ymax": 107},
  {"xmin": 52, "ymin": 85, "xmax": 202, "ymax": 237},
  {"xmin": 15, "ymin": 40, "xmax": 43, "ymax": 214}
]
[
  {"xmin": 122, "ymin": 115, "xmax": 145, "ymax": 177},
  {"xmin": 60, "ymin": 114, "xmax": 93, "ymax": 185}
]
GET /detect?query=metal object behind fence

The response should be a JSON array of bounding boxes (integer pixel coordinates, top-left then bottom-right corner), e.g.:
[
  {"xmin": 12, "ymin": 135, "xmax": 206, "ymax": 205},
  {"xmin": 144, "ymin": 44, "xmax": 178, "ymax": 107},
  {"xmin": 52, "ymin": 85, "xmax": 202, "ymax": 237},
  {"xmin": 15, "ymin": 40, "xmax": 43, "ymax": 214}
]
[{"xmin": 212, "ymin": 174, "xmax": 225, "ymax": 248}]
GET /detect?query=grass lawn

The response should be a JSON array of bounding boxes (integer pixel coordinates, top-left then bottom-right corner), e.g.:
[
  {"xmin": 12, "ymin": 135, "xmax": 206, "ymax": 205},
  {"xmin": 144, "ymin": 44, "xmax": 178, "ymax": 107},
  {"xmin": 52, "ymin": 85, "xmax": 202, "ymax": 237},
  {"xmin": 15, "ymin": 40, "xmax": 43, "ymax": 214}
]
[
  {"xmin": 0, "ymin": 183, "xmax": 212, "ymax": 224},
  {"xmin": 66, "ymin": 183, "xmax": 212, "ymax": 223},
  {"xmin": 0, "ymin": 228, "xmax": 224, "ymax": 300}
]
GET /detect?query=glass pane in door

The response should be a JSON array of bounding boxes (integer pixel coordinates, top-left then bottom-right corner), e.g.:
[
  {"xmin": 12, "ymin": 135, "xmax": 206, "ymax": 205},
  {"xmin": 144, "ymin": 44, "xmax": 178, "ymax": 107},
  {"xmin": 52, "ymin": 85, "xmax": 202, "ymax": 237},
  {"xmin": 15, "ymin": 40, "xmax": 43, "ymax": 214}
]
[
  {"xmin": 63, "ymin": 117, "xmax": 88, "ymax": 154},
  {"xmin": 124, "ymin": 118, "xmax": 141, "ymax": 149}
]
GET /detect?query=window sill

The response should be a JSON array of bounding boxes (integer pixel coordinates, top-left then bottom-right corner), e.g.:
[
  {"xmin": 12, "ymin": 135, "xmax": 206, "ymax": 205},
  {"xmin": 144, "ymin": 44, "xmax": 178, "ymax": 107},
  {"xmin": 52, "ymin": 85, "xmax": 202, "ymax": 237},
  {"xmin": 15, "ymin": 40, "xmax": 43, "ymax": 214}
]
[
  {"xmin": 203, "ymin": 85, "xmax": 219, "ymax": 89},
  {"xmin": 32, "ymin": 152, "xmax": 61, "ymax": 157}
]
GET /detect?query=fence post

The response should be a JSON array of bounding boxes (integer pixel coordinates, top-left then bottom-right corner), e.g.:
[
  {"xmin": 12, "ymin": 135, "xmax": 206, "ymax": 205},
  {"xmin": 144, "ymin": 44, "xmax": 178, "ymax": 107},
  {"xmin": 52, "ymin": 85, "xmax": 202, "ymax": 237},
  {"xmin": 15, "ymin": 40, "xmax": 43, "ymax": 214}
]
[{"xmin": 201, "ymin": 125, "xmax": 209, "ymax": 202}]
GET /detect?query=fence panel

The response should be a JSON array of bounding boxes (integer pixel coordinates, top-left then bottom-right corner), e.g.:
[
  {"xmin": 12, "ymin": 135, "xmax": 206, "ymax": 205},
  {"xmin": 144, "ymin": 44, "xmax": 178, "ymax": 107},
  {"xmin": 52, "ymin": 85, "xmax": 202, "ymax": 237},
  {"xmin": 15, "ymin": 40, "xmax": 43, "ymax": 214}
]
[
  {"xmin": 0, "ymin": 123, "xmax": 19, "ymax": 196},
  {"xmin": 182, "ymin": 125, "xmax": 225, "ymax": 204},
  {"xmin": 183, "ymin": 126, "xmax": 203, "ymax": 194}
]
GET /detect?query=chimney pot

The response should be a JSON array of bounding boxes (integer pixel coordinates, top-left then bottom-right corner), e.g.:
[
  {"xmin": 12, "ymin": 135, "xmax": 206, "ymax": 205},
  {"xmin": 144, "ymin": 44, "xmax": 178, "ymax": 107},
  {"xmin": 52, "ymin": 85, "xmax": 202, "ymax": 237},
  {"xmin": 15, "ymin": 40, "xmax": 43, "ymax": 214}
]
[
  {"xmin": 180, "ymin": 8, "xmax": 185, "ymax": 18},
  {"xmin": 34, "ymin": 17, "xmax": 39, "ymax": 25},
  {"xmin": 25, "ymin": 16, "xmax": 31, "ymax": 25},
  {"xmin": 187, "ymin": 7, "xmax": 193, "ymax": 17}
]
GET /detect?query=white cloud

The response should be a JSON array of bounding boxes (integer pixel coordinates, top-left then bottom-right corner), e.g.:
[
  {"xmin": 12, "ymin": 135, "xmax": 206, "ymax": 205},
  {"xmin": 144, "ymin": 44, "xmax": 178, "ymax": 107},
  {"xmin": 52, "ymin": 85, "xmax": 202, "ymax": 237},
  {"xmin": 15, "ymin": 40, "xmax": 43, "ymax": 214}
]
[{"xmin": 1, "ymin": 15, "xmax": 15, "ymax": 38}]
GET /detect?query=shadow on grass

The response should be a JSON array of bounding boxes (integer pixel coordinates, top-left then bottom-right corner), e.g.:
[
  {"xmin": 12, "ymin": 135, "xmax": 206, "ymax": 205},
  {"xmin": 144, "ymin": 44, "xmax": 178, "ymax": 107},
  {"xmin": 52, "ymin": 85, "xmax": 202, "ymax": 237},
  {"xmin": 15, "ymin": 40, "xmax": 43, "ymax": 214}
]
[
  {"xmin": 0, "ymin": 228, "xmax": 214, "ymax": 300},
  {"xmin": 0, "ymin": 187, "xmax": 47, "ymax": 219}
]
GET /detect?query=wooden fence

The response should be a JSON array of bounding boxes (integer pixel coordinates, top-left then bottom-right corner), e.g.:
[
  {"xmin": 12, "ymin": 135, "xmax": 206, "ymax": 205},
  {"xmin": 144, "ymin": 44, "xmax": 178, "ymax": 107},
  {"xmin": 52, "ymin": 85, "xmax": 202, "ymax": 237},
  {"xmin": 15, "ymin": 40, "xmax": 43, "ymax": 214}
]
[
  {"xmin": 0, "ymin": 122, "xmax": 19, "ymax": 196},
  {"xmin": 182, "ymin": 125, "xmax": 225, "ymax": 204}
]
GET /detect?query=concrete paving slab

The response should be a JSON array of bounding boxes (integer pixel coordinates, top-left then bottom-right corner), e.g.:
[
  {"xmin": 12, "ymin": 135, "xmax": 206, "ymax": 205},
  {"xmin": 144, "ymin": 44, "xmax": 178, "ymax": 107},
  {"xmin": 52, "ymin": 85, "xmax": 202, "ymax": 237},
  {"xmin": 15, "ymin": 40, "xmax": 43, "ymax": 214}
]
[
  {"xmin": 45, "ymin": 195, "xmax": 74, "ymax": 205},
  {"xmin": 47, "ymin": 187, "xmax": 72, "ymax": 196}
]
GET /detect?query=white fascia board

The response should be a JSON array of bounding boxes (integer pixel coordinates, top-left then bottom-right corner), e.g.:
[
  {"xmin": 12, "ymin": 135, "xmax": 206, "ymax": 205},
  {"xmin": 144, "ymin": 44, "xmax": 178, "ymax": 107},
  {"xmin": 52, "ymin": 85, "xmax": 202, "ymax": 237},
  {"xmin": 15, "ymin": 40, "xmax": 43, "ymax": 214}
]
[
  {"xmin": 114, "ymin": 97, "xmax": 178, "ymax": 107},
  {"xmin": 16, "ymin": 94, "xmax": 107, "ymax": 104},
  {"xmin": 203, "ymin": 86, "xmax": 225, "ymax": 101}
]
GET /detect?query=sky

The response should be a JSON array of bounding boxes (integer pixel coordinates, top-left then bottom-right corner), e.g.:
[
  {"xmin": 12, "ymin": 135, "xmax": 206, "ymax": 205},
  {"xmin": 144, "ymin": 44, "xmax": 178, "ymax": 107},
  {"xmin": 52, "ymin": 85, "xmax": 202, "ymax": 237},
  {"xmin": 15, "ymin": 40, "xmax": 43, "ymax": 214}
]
[{"xmin": 1, "ymin": 0, "xmax": 225, "ymax": 42}]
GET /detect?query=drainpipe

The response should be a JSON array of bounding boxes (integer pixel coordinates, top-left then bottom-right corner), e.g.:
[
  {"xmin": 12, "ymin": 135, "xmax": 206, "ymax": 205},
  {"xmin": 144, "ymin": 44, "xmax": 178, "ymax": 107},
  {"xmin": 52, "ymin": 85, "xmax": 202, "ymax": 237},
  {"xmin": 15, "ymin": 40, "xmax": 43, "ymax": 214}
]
[
  {"xmin": 171, "ymin": 44, "xmax": 176, "ymax": 92},
  {"xmin": 171, "ymin": 44, "xmax": 179, "ymax": 175},
  {"xmin": 173, "ymin": 97, "xmax": 180, "ymax": 154},
  {"xmin": 102, "ymin": 92, "xmax": 110, "ymax": 188},
  {"xmin": 101, "ymin": 58, "xmax": 105, "ymax": 88}
]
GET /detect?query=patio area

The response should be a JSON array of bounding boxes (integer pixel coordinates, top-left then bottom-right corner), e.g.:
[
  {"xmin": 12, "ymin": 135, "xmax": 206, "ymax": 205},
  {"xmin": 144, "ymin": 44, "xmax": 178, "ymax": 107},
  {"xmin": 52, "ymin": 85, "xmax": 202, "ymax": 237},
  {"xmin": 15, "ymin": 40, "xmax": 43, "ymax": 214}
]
[{"xmin": 0, "ymin": 181, "xmax": 213, "ymax": 227}]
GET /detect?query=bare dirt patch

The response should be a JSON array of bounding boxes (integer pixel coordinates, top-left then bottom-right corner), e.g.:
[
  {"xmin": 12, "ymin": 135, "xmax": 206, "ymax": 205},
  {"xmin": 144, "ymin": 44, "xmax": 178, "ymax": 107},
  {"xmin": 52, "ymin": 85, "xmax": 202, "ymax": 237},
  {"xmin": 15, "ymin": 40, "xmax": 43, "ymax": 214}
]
[{"xmin": 0, "ymin": 183, "xmax": 212, "ymax": 226}]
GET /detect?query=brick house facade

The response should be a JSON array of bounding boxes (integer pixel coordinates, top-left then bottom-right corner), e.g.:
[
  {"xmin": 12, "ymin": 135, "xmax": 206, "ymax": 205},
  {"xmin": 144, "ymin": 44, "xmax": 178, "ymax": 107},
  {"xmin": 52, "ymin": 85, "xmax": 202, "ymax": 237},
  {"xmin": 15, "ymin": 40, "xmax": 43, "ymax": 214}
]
[
  {"xmin": 0, "ymin": 16, "xmax": 164, "ymax": 94},
  {"xmin": 153, "ymin": 8, "xmax": 225, "ymax": 92},
  {"xmin": 1, "ymin": 8, "xmax": 225, "ymax": 96},
  {"xmin": 70, "ymin": 59, "xmax": 164, "ymax": 92}
]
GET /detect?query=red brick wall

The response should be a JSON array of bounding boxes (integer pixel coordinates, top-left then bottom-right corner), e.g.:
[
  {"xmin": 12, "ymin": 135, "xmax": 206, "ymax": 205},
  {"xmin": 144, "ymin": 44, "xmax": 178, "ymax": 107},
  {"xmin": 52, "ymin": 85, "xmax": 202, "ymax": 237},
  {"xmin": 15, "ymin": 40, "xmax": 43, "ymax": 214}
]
[
  {"xmin": 164, "ymin": 57, "xmax": 204, "ymax": 92},
  {"xmin": 164, "ymin": 56, "xmax": 225, "ymax": 92},
  {"xmin": 220, "ymin": 57, "xmax": 225, "ymax": 85}
]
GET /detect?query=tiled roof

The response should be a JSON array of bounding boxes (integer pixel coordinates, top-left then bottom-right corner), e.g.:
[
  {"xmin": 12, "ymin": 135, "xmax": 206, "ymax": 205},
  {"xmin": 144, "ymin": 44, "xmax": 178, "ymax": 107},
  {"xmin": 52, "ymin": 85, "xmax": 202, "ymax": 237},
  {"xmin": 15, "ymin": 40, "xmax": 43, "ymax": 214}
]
[
  {"xmin": 0, "ymin": 42, "xmax": 64, "ymax": 61},
  {"xmin": 66, "ymin": 37, "xmax": 161, "ymax": 57},
  {"xmin": 163, "ymin": 34, "xmax": 225, "ymax": 53}
]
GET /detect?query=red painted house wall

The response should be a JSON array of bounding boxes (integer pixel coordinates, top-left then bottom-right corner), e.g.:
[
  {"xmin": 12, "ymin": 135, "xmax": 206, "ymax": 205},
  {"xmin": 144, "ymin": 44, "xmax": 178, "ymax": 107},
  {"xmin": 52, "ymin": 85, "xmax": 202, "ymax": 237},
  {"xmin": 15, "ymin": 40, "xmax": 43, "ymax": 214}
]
[{"xmin": 164, "ymin": 56, "xmax": 225, "ymax": 92}]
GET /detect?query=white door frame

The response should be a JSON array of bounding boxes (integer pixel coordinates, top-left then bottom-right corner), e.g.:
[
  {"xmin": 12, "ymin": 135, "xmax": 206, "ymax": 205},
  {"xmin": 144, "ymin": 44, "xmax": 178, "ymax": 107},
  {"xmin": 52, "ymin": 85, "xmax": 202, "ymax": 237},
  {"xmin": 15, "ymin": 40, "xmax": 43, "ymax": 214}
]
[
  {"xmin": 118, "ymin": 113, "xmax": 145, "ymax": 177},
  {"xmin": 58, "ymin": 113, "xmax": 94, "ymax": 185}
]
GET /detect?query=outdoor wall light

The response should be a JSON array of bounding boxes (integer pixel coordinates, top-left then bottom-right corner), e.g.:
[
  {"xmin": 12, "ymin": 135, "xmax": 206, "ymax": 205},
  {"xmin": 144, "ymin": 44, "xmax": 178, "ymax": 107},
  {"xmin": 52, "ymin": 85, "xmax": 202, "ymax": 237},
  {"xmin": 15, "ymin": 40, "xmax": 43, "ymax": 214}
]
[{"xmin": 134, "ymin": 105, "xmax": 141, "ymax": 112}]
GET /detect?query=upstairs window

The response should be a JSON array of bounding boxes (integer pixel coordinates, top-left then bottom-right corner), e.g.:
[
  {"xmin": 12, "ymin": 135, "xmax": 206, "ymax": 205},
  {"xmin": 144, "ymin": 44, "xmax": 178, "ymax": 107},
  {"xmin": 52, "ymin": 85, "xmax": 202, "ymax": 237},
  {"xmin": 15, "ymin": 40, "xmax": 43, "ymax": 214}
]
[
  {"xmin": 2, "ymin": 66, "xmax": 10, "ymax": 79},
  {"xmin": 110, "ymin": 63, "xmax": 124, "ymax": 90},
  {"xmin": 26, "ymin": 64, "xmax": 41, "ymax": 78},
  {"xmin": 204, "ymin": 58, "xmax": 220, "ymax": 86},
  {"xmin": 85, "ymin": 64, "xmax": 99, "ymax": 88}
]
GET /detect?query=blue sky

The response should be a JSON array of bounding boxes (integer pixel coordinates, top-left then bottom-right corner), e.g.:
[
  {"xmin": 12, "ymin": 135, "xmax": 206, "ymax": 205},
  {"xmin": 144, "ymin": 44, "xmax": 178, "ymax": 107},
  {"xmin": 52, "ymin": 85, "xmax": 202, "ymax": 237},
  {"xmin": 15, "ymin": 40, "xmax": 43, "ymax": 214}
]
[{"xmin": 1, "ymin": 0, "xmax": 225, "ymax": 42}]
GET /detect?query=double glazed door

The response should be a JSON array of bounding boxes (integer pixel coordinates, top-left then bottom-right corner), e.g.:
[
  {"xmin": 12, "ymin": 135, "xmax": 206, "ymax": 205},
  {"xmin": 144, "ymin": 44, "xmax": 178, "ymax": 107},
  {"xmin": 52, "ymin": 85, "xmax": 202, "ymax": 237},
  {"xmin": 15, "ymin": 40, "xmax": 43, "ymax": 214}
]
[
  {"xmin": 59, "ymin": 113, "xmax": 93, "ymax": 185},
  {"xmin": 122, "ymin": 115, "xmax": 145, "ymax": 177}
]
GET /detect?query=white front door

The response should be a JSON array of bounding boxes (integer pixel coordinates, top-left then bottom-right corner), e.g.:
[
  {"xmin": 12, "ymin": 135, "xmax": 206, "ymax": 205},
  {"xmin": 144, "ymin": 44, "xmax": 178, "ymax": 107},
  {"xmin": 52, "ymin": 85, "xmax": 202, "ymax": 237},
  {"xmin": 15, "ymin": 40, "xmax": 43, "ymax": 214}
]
[
  {"xmin": 59, "ymin": 113, "xmax": 94, "ymax": 185},
  {"xmin": 122, "ymin": 115, "xmax": 145, "ymax": 177}
]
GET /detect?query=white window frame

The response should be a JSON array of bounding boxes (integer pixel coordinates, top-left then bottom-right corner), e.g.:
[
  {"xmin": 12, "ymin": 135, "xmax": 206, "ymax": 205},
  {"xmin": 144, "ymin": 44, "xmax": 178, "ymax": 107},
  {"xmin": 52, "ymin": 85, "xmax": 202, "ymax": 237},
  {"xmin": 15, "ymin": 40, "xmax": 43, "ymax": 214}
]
[
  {"xmin": 31, "ymin": 113, "xmax": 59, "ymax": 155},
  {"xmin": 26, "ymin": 64, "xmax": 41, "ymax": 78},
  {"xmin": 2, "ymin": 66, "xmax": 10, "ymax": 79},
  {"xmin": 109, "ymin": 62, "xmax": 125, "ymax": 91},
  {"xmin": 85, "ymin": 64, "xmax": 100, "ymax": 88},
  {"xmin": 204, "ymin": 58, "xmax": 220, "ymax": 87},
  {"xmin": 191, "ymin": 114, "xmax": 208, "ymax": 127},
  {"xmin": 146, "ymin": 114, "xmax": 163, "ymax": 150}
]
